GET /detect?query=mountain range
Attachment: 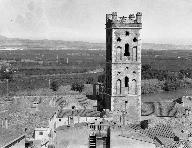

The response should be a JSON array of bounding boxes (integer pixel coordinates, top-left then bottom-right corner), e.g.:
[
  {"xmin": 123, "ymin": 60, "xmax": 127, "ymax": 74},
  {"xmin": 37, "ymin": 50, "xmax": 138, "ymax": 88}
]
[{"xmin": 0, "ymin": 35, "xmax": 191, "ymax": 50}]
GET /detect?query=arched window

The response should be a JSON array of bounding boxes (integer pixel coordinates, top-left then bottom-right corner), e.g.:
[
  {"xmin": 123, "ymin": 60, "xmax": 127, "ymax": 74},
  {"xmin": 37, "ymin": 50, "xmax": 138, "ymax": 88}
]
[
  {"xmin": 116, "ymin": 79, "xmax": 121, "ymax": 95},
  {"xmin": 124, "ymin": 43, "xmax": 130, "ymax": 56},
  {"xmin": 132, "ymin": 46, "xmax": 137, "ymax": 61},
  {"xmin": 125, "ymin": 77, "xmax": 129, "ymax": 87},
  {"xmin": 116, "ymin": 46, "xmax": 122, "ymax": 60},
  {"xmin": 132, "ymin": 79, "xmax": 137, "ymax": 95},
  {"xmin": 125, "ymin": 76, "xmax": 129, "ymax": 93}
]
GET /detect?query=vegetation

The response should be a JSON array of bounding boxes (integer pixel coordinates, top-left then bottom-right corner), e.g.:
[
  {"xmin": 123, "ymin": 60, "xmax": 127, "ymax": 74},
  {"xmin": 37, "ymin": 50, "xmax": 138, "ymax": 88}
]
[
  {"xmin": 141, "ymin": 79, "xmax": 164, "ymax": 94},
  {"xmin": 1, "ymin": 49, "xmax": 192, "ymax": 96},
  {"xmin": 86, "ymin": 77, "xmax": 94, "ymax": 84},
  {"xmin": 71, "ymin": 82, "xmax": 84, "ymax": 92},
  {"xmin": 142, "ymin": 64, "xmax": 192, "ymax": 94},
  {"xmin": 50, "ymin": 81, "xmax": 59, "ymax": 92},
  {"xmin": 0, "ymin": 62, "xmax": 14, "ymax": 81}
]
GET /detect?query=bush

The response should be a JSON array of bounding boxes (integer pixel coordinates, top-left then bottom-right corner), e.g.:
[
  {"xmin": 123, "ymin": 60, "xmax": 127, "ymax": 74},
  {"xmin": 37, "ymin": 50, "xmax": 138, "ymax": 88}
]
[
  {"xmin": 71, "ymin": 82, "xmax": 84, "ymax": 92},
  {"xmin": 98, "ymin": 74, "xmax": 105, "ymax": 83},
  {"xmin": 50, "ymin": 81, "xmax": 59, "ymax": 92},
  {"xmin": 86, "ymin": 77, "xmax": 94, "ymax": 84},
  {"xmin": 0, "ymin": 62, "xmax": 14, "ymax": 81},
  {"xmin": 163, "ymin": 79, "xmax": 180, "ymax": 91}
]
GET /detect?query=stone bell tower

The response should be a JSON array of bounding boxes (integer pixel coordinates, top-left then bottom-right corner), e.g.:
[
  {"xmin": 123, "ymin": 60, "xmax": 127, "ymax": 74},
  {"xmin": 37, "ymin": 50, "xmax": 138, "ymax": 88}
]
[{"xmin": 105, "ymin": 12, "xmax": 142, "ymax": 124}]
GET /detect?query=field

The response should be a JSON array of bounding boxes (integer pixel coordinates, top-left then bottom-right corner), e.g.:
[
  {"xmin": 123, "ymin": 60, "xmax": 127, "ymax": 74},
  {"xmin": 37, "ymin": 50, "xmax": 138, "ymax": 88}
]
[{"xmin": 142, "ymin": 49, "xmax": 192, "ymax": 71}]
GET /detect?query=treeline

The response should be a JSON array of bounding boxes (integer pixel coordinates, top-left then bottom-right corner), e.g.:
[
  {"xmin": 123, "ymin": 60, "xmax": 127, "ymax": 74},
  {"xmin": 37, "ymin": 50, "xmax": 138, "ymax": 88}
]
[
  {"xmin": 142, "ymin": 64, "xmax": 192, "ymax": 93},
  {"xmin": 97, "ymin": 64, "xmax": 192, "ymax": 95}
]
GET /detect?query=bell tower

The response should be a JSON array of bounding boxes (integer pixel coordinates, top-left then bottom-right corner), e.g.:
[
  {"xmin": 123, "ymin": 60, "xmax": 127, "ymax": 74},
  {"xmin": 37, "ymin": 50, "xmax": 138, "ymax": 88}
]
[{"xmin": 105, "ymin": 12, "xmax": 142, "ymax": 124}]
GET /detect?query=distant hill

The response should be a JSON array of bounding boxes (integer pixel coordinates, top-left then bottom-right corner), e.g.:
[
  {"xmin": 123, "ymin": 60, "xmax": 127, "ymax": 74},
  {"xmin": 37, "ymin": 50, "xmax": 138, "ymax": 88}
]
[
  {"xmin": 0, "ymin": 35, "xmax": 191, "ymax": 50},
  {"xmin": 142, "ymin": 43, "xmax": 192, "ymax": 50}
]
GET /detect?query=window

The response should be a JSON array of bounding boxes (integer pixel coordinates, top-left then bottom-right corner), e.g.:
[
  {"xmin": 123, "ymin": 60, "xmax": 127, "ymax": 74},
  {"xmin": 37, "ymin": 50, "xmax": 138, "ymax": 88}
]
[
  {"xmin": 125, "ymin": 31, "xmax": 129, "ymax": 36},
  {"xmin": 117, "ymin": 37, "xmax": 121, "ymax": 42},
  {"xmin": 124, "ymin": 44, "xmax": 130, "ymax": 56},
  {"xmin": 132, "ymin": 79, "xmax": 137, "ymax": 95},
  {"xmin": 116, "ymin": 79, "xmax": 121, "ymax": 95},
  {"xmin": 59, "ymin": 119, "xmax": 61, "ymax": 121},
  {"xmin": 72, "ymin": 106, "xmax": 75, "ymax": 109},
  {"xmin": 133, "ymin": 37, "xmax": 138, "ymax": 42},
  {"xmin": 116, "ymin": 46, "xmax": 122, "ymax": 60},
  {"xmin": 125, "ymin": 67, "xmax": 129, "ymax": 70},
  {"xmin": 125, "ymin": 77, "xmax": 129, "ymax": 87},
  {"xmin": 133, "ymin": 71, "xmax": 136, "ymax": 74},
  {"xmin": 132, "ymin": 46, "xmax": 137, "ymax": 61},
  {"xmin": 39, "ymin": 132, "xmax": 43, "ymax": 135}
]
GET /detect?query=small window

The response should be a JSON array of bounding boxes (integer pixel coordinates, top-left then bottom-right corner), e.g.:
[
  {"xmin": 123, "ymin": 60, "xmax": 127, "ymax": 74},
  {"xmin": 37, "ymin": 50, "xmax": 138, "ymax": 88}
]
[
  {"xmin": 125, "ymin": 31, "xmax": 129, "ymax": 36},
  {"xmin": 125, "ymin": 67, "xmax": 129, "ymax": 70},
  {"xmin": 133, "ymin": 71, "xmax": 136, "ymax": 74},
  {"xmin": 72, "ymin": 106, "xmax": 75, "ymax": 109},
  {"xmin": 133, "ymin": 37, "xmax": 138, "ymax": 42},
  {"xmin": 117, "ymin": 37, "xmax": 121, "ymax": 42},
  {"xmin": 59, "ymin": 119, "xmax": 61, "ymax": 121},
  {"xmin": 39, "ymin": 132, "xmax": 43, "ymax": 135}
]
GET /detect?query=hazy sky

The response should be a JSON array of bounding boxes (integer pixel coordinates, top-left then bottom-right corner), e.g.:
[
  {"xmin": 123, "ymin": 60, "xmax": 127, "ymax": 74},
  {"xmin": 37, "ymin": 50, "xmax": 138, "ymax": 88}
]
[{"xmin": 0, "ymin": 0, "xmax": 192, "ymax": 44}]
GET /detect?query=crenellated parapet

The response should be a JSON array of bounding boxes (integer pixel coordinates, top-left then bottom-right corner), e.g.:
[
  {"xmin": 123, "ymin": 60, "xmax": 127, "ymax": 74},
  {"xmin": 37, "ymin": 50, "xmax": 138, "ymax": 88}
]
[{"xmin": 106, "ymin": 12, "xmax": 142, "ymax": 28}]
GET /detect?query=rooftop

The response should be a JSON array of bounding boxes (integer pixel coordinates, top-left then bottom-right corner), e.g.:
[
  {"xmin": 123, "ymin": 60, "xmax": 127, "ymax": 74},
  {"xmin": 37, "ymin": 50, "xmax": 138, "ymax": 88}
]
[
  {"xmin": 0, "ymin": 127, "xmax": 25, "ymax": 148},
  {"xmin": 57, "ymin": 109, "xmax": 101, "ymax": 118}
]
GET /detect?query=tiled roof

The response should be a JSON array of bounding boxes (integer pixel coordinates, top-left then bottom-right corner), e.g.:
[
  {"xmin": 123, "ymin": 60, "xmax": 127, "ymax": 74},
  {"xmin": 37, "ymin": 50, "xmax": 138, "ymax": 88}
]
[
  {"xmin": 57, "ymin": 109, "xmax": 100, "ymax": 118},
  {"xmin": 147, "ymin": 124, "xmax": 175, "ymax": 139},
  {"xmin": 127, "ymin": 122, "xmax": 177, "ymax": 147},
  {"xmin": 55, "ymin": 95, "xmax": 95, "ymax": 109},
  {"xmin": 154, "ymin": 136, "xmax": 175, "ymax": 147},
  {"xmin": 0, "ymin": 127, "xmax": 25, "ymax": 148}
]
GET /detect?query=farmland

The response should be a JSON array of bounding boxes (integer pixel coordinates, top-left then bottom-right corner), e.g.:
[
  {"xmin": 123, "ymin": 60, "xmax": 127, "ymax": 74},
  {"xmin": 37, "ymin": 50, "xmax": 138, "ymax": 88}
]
[{"xmin": 1, "ymin": 48, "xmax": 192, "ymax": 97}]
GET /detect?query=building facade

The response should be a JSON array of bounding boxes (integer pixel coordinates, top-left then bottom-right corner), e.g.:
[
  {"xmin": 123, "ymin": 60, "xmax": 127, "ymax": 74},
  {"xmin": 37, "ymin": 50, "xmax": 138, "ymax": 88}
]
[{"xmin": 105, "ymin": 12, "xmax": 142, "ymax": 124}]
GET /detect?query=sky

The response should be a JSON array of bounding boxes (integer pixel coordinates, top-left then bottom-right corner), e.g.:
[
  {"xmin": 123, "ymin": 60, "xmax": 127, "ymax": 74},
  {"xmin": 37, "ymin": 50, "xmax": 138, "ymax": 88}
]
[{"xmin": 0, "ymin": 0, "xmax": 192, "ymax": 44}]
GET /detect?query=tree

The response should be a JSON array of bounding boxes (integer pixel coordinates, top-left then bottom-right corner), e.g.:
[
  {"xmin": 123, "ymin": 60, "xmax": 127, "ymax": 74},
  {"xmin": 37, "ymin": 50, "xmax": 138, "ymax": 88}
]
[
  {"xmin": 142, "ymin": 64, "xmax": 152, "ymax": 72},
  {"xmin": 163, "ymin": 75, "xmax": 180, "ymax": 91},
  {"xmin": 71, "ymin": 82, "xmax": 84, "ymax": 92},
  {"xmin": 0, "ymin": 62, "xmax": 14, "ymax": 81},
  {"xmin": 98, "ymin": 74, "xmax": 105, "ymax": 83},
  {"xmin": 50, "ymin": 81, "xmax": 59, "ymax": 92}
]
